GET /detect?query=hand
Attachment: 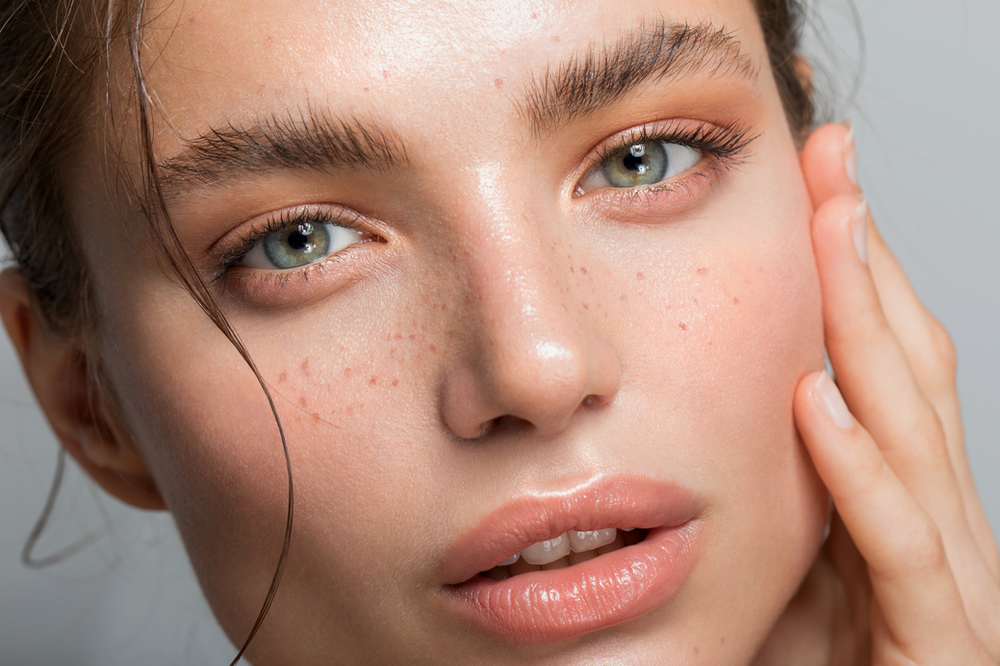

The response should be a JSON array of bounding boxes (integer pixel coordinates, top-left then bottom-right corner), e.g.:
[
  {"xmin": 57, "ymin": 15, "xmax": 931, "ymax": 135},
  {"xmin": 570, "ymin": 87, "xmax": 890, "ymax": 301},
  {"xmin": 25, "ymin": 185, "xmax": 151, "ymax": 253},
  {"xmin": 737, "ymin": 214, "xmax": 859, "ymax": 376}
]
[{"xmin": 764, "ymin": 123, "xmax": 1000, "ymax": 665}]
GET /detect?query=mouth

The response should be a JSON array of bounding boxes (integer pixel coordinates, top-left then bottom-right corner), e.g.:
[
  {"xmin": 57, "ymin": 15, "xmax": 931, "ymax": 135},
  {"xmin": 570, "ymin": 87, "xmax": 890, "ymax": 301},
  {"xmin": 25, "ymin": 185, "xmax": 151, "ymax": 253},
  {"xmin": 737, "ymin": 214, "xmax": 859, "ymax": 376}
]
[
  {"xmin": 437, "ymin": 476, "xmax": 703, "ymax": 644},
  {"xmin": 480, "ymin": 527, "xmax": 648, "ymax": 580}
]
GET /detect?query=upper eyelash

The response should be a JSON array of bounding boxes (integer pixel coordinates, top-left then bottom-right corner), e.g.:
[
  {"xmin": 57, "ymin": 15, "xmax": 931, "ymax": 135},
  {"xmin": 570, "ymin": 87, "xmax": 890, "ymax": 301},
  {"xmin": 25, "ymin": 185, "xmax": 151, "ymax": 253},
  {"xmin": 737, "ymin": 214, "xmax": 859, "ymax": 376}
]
[
  {"xmin": 212, "ymin": 122, "xmax": 755, "ymax": 285},
  {"xmin": 213, "ymin": 207, "xmax": 364, "ymax": 284},
  {"xmin": 586, "ymin": 120, "xmax": 760, "ymax": 175}
]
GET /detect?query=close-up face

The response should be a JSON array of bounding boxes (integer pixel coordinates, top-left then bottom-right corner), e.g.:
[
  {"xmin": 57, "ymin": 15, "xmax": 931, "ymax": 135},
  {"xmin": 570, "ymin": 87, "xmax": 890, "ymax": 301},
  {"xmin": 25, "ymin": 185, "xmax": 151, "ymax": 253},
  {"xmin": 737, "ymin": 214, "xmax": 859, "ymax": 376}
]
[{"xmin": 63, "ymin": 0, "xmax": 828, "ymax": 662}]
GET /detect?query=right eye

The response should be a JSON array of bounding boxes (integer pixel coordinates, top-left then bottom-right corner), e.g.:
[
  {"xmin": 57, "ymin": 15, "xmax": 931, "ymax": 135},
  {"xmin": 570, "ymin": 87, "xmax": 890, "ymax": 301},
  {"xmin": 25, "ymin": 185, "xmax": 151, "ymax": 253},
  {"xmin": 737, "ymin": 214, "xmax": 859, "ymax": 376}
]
[{"xmin": 239, "ymin": 219, "xmax": 368, "ymax": 271}]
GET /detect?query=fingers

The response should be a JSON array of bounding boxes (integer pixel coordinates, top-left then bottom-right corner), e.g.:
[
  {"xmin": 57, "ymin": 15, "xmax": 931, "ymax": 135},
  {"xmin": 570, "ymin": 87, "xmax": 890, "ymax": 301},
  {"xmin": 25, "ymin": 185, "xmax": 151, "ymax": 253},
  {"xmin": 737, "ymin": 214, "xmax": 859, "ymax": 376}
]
[
  {"xmin": 796, "ymin": 372, "xmax": 988, "ymax": 661},
  {"xmin": 810, "ymin": 194, "xmax": 966, "ymax": 529},
  {"xmin": 802, "ymin": 122, "xmax": 1000, "ymax": 580}
]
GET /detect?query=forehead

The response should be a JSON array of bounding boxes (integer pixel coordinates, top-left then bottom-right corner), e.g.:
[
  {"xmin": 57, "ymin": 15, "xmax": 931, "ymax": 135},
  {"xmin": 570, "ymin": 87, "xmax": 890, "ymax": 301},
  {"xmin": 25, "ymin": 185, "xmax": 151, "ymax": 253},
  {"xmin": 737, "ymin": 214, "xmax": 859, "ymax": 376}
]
[{"xmin": 138, "ymin": 0, "xmax": 766, "ymax": 142}]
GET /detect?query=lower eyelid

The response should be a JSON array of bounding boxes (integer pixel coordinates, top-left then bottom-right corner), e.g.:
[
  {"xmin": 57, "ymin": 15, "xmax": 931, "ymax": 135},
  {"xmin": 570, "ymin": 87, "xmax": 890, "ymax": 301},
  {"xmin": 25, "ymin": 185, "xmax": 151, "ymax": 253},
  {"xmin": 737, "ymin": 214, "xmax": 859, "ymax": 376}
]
[
  {"xmin": 581, "ymin": 165, "xmax": 720, "ymax": 219},
  {"xmin": 222, "ymin": 239, "xmax": 384, "ymax": 306}
]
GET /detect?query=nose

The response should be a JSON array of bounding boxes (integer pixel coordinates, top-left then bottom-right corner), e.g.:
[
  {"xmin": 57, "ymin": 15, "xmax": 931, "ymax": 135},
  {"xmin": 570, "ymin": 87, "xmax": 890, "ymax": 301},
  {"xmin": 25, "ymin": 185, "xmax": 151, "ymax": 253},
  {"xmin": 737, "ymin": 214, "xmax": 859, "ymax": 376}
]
[{"xmin": 440, "ymin": 214, "xmax": 622, "ymax": 440}]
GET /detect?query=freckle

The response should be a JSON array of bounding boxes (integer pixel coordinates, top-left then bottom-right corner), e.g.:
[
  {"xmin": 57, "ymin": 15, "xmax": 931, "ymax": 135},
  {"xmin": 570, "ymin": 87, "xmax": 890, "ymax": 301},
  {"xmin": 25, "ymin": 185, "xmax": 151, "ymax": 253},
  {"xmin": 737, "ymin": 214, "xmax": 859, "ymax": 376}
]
[
  {"xmin": 570, "ymin": 266, "xmax": 574, "ymax": 273},
  {"xmin": 636, "ymin": 272, "xmax": 644, "ymax": 280},
  {"xmin": 579, "ymin": 266, "xmax": 587, "ymax": 275},
  {"xmin": 551, "ymin": 34, "xmax": 561, "ymax": 42},
  {"xmin": 301, "ymin": 358, "xmax": 310, "ymax": 372},
  {"xmin": 582, "ymin": 303, "xmax": 589, "ymax": 309},
  {"xmin": 697, "ymin": 267, "xmax": 708, "ymax": 274},
  {"xmin": 494, "ymin": 78, "xmax": 504, "ymax": 88},
  {"xmin": 391, "ymin": 379, "xmax": 399, "ymax": 387},
  {"xmin": 679, "ymin": 322, "xmax": 688, "ymax": 331},
  {"xmin": 409, "ymin": 334, "xmax": 416, "ymax": 341},
  {"xmin": 694, "ymin": 647, "xmax": 699, "ymax": 656},
  {"xmin": 369, "ymin": 375, "xmax": 378, "ymax": 386},
  {"xmin": 394, "ymin": 333, "xmax": 402, "ymax": 341},
  {"xmin": 343, "ymin": 367, "xmax": 353, "ymax": 378},
  {"xmin": 390, "ymin": 347, "xmax": 396, "ymax": 355},
  {"xmin": 278, "ymin": 372, "xmax": 287, "ymax": 384},
  {"xmin": 429, "ymin": 344, "xmax": 437, "ymax": 353},
  {"xmin": 733, "ymin": 297, "xmax": 740, "ymax": 305},
  {"xmin": 721, "ymin": 637, "xmax": 726, "ymax": 645},
  {"xmin": 382, "ymin": 69, "xmax": 390, "ymax": 78},
  {"xmin": 298, "ymin": 396, "xmax": 308, "ymax": 408},
  {"xmin": 620, "ymin": 294, "xmax": 627, "ymax": 301}
]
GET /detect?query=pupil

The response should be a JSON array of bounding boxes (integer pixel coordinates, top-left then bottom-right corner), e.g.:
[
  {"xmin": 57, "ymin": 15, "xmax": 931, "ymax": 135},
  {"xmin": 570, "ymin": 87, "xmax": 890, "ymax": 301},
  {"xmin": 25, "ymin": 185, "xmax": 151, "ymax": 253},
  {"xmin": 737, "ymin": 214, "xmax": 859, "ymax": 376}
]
[
  {"xmin": 622, "ymin": 143, "xmax": 649, "ymax": 174},
  {"xmin": 623, "ymin": 152, "xmax": 644, "ymax": 172},
  {"xmin": 287, "ymin": 222, "xmax": 315, "ymax": 252},
  {"xmin": 287, "ymin": 230, "xmax": 309, "ymax": 251}
]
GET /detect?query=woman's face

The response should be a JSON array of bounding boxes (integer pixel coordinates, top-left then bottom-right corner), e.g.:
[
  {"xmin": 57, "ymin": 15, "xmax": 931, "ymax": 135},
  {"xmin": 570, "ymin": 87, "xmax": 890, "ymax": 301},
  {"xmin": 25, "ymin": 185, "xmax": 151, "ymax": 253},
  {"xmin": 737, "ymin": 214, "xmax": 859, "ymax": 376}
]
[{"xmin": 68, "ymin": 0, "xmax": 828, "ymax": 662}]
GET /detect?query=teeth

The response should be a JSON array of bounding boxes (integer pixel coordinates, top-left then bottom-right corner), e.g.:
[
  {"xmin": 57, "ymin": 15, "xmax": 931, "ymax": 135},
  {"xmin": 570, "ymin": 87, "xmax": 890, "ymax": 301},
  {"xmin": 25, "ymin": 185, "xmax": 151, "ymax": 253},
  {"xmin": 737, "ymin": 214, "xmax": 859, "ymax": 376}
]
[
  {"xmin": 520, "ymin": 532, "xmax": 571, "ymax": 565},
  {"xmin": 568, "ymin": 528, "xmax": 617, "ymax": 553},
  {"xmin": 498, "ymin": 553, "xmax": 519, "ymax": 567}
]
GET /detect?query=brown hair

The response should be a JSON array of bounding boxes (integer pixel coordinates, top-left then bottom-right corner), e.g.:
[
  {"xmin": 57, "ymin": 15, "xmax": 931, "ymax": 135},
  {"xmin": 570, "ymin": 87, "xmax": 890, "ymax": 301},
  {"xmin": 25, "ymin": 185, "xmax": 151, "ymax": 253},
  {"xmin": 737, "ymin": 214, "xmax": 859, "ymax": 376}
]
[{"xmin": 0, "ymin": 0, "xmax": 815, "ymax": 661}]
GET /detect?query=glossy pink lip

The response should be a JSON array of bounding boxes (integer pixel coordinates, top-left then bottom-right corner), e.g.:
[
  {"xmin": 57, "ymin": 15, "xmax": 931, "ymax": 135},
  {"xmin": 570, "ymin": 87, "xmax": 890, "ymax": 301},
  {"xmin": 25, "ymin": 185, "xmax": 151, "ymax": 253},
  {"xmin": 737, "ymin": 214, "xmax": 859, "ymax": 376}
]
[{"xmin": 436, "ymin": 476, "xmax": 704, "ymax": 643}]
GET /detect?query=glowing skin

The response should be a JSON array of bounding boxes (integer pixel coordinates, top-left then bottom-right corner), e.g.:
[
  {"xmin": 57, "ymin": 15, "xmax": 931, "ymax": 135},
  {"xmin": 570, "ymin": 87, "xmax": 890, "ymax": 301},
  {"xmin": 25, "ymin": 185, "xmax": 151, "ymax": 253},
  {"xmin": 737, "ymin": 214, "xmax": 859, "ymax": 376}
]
[{"xmin": 60, "ymin": 0, "xmax": 828, "ymax": 662}]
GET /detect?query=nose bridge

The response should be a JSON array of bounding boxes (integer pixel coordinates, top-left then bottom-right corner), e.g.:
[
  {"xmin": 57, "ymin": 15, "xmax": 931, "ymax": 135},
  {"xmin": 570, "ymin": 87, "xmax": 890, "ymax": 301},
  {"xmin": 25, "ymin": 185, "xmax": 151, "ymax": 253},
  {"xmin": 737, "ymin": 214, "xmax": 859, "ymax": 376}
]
[{"xmin": 440, "ymin": 166, "xmax": 621, "ymax": 439}]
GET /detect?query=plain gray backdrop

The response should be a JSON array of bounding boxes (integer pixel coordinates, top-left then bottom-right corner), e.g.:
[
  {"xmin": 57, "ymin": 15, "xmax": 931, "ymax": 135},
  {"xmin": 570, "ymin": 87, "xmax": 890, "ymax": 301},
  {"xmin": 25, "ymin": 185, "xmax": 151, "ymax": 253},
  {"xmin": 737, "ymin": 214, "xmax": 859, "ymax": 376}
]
[{"xmin": 1, "ymin": 1, "xmax": 998, "ymax": 664}]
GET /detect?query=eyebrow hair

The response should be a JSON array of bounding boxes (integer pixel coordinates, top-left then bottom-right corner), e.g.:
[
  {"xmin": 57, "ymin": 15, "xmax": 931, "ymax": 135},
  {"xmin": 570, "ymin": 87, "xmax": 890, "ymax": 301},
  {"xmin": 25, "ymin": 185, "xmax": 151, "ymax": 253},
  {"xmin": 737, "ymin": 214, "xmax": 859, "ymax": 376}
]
[
  {"xmin": 520, "ymin": 19, "xmax": 758, "ymax": 136},
  {"xmin": 157, "ymin": 109, "xmax": 409, "ymax": 192}
]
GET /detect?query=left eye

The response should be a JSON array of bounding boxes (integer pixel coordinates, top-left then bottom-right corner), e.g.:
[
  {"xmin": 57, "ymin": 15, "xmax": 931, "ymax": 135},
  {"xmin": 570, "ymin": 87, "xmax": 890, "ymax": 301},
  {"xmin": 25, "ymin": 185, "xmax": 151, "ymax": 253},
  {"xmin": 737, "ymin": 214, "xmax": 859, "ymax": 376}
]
[
  {"xmin": 579, "ymin": 141, "xmax": 702, "ymax": 192},
  {"xmin": 239, "ymin": 220, "xmax": 366, "ymax": 270}
]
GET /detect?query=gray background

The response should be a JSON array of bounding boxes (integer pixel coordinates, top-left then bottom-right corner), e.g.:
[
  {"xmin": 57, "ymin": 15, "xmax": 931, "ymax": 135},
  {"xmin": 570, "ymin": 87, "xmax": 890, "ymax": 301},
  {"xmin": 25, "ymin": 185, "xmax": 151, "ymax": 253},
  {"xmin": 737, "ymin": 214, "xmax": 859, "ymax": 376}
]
[{"xmin": 1, "ymin": 1, "xmax": 998, "ymax": 663}]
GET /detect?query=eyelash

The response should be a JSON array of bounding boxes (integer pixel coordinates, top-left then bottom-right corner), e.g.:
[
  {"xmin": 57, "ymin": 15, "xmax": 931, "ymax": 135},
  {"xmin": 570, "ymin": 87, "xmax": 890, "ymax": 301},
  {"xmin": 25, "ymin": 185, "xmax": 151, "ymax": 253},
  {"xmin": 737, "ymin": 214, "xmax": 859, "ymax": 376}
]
[
  {"xmin": 581, "ymin": 120, "xmax": 759, "ymax": 201},
  {"xmin": 211, "ymin": 120, "xmax": 758, "ymax": 292},
  {"xmin": 212, "ymin": 207, "xmax": 370, "ymax": 286}
]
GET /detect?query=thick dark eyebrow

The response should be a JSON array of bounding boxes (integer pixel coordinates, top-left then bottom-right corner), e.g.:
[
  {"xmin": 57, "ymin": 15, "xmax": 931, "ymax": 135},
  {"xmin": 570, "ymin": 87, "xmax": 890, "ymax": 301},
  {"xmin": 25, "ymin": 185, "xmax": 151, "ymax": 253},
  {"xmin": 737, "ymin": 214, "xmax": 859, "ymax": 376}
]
[
  {"xmin": 157, "ymin": 109, "xmax": 408, "ymax": 193},
  {"xmin": 520, "ymin": 19, "xmax": 758, "ymax": 136}
]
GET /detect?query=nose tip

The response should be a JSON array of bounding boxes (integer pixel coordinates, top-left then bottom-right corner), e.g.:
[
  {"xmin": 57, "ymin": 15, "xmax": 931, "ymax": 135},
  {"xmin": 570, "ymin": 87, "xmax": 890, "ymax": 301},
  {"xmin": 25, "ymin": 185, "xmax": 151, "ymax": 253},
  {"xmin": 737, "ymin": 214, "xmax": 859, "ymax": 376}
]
[{"xmin": 442, "ymin": 327, "xmax": 622, "ymax": 440}]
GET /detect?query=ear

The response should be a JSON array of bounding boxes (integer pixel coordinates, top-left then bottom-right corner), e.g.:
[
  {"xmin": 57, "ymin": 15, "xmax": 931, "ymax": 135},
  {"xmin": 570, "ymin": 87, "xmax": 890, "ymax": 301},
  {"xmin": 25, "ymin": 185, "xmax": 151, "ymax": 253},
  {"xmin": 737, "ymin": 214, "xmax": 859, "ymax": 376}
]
[
  {"xmin": 0, "ymin": 268, "xmax": 166, "ymax": 510},
  {"xmin": 792, "ymin": 54, "xmax": 814, "ymax": 101}
]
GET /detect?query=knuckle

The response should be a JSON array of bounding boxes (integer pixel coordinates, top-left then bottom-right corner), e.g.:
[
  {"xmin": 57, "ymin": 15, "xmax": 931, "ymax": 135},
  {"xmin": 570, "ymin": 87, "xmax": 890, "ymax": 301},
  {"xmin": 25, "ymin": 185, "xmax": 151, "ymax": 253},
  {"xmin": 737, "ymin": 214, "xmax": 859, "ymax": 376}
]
[
  {"xmin": 912, "ymin": 408, "xmax": 949, "ymax": 458},
  {"xmin": 927, "ymin": 315, "xmax": 958, "ymax": 378},
  {"xmin": 896, "ymin": 514, "xmax": 948, "ymax": 577}
]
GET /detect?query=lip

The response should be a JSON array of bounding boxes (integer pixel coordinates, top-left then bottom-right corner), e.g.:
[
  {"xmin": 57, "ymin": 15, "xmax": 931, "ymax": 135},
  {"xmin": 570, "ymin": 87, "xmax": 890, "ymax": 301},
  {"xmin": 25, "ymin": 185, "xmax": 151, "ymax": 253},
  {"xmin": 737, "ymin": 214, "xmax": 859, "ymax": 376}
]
[{"xmin": 436, "ymin": 476, "xmax": 704, "ymax": 643}]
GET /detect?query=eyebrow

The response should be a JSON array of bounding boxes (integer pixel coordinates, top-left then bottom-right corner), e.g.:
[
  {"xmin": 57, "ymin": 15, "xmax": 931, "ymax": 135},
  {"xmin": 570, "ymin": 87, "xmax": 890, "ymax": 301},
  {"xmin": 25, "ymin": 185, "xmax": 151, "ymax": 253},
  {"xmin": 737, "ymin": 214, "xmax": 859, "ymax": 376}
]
[
  {"xmin": 520, "ymin": 19, "xmax": 758, "ymax": 136},
  {"xmin": 157, "ymin": 109, "xmax": 408, "ymax": 192},
  {"xmin": 156, "ymin": 19, "xmax": 751, "ymax": 194}
]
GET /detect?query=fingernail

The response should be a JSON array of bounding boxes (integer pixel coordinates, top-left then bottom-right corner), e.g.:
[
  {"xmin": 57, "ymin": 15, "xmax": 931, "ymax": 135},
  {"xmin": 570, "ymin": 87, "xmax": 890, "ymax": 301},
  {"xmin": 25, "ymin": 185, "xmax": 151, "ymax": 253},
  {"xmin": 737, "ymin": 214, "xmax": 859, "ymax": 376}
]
[
  {"xmin": 812, "ymin": 371, "xmax": 854, "ymax": 430},
  {"xmin": 842, "ymin": 120, "xmax": 858, "ymax": 188},
  {"xmin": 851, "ymin": 197, "xmax": 868, "ymax": 265}
]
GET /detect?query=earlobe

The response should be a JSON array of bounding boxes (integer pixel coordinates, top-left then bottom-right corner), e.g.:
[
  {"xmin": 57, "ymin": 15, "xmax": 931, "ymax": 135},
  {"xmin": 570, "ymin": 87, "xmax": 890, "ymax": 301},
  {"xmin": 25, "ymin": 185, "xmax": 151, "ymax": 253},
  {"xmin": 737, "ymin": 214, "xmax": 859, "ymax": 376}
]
[{"xmin": 0, "ymin": 267, "xmax": 167, "ymax": 511}]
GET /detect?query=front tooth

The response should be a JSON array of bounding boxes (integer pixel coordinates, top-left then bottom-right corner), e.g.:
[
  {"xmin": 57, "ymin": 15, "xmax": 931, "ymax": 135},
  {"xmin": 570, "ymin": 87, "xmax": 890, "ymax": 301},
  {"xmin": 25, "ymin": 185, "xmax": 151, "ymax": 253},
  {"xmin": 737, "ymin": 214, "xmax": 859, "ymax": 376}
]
[
  {"xmin": 568, "ymin": 528, "xmax": 617, "ymax": 553},
  {"xmin": 520, "ymin": 532, "xmax": 571, "ymax": 565},
  {"xmin": 498, "ymin": 553, "xmax": 520, "ymax": 567}
]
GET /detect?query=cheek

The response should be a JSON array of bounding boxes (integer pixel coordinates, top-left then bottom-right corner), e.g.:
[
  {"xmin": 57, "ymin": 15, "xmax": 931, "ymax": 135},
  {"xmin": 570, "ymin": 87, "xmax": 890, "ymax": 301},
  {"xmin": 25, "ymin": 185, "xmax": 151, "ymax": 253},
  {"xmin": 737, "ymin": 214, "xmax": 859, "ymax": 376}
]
[{"xmin": 96, "ymin": 284, "xmax": 451, "ymax": 649}]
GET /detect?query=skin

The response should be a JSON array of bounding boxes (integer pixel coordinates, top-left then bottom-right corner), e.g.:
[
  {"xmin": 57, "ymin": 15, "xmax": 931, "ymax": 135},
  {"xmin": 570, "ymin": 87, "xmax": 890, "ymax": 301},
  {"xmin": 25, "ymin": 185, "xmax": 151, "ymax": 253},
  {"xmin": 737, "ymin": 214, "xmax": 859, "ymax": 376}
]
[{"xmin": 0, "ymin": 0, "xmax": 997, "ymax": 664}]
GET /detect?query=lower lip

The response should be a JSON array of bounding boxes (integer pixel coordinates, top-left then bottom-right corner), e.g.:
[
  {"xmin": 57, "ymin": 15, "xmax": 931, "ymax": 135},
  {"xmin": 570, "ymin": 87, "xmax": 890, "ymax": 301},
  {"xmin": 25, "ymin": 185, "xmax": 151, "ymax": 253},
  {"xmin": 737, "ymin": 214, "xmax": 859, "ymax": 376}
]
[{"xmin": 440, "ymin": 522, "xmax": 702, "ymax": 644}]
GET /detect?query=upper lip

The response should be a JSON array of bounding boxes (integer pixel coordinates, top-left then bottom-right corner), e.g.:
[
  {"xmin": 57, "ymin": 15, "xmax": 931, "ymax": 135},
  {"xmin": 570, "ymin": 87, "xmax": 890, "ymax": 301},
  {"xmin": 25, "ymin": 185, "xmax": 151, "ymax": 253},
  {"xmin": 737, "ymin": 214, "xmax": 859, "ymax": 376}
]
[{"xmin": 437, "ymin": 475, "xmax": 701, "ymax": 585}]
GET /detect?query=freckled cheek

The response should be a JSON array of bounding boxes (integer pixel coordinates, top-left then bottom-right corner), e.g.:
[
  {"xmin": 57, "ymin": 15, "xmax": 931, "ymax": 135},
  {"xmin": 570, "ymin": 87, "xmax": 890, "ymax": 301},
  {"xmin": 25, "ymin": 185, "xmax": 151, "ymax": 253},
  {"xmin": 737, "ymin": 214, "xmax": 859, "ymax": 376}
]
[
  {"xmin": 613, "ymin": 229, "xmax": 824, "ymax": 461},
  {"xmin": 100, "ymin": 299, "xmax": 448, "ymax": 608}
]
